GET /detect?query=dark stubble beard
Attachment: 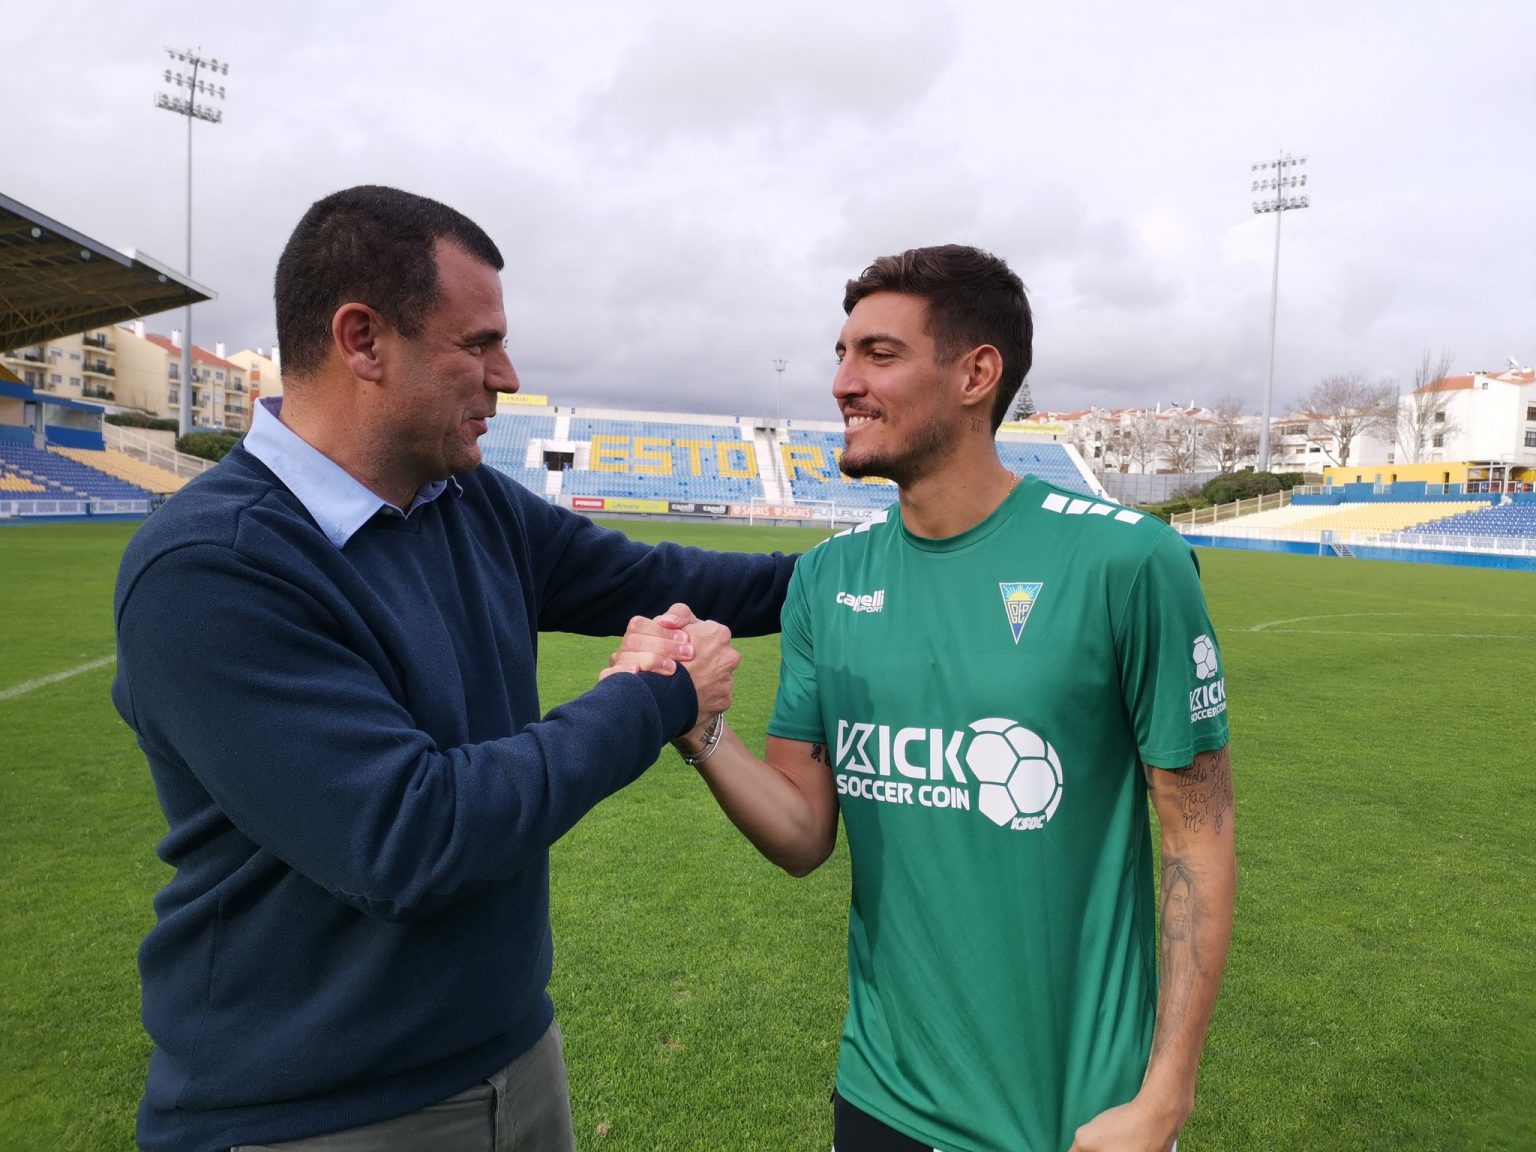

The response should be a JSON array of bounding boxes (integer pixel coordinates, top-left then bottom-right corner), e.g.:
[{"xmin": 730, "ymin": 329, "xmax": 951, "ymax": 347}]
[{"xmin": 839, "ymin": 417, "xmax": 959, "ymax": 489}]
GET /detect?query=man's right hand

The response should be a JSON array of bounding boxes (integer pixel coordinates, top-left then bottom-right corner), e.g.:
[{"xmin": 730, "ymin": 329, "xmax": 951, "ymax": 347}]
[{"xmin": 605, "ymin": 603, "xmax": 740, "ymax": 731}]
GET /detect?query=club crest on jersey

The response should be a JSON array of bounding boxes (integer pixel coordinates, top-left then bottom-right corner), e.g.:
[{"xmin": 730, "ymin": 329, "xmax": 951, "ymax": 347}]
[{"xmin": 999, "ymin": 582, "xmax": 1043, "ymax": 644}]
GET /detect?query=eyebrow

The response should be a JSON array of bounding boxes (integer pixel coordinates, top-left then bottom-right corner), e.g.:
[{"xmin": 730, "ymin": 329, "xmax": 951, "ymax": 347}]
[
  {"xmin": 460, "ymin": 326, "xmax": 505, "ymax": 345},
  {"xmin": 834, "ymin": 332, "xmax": 911, "ymax": 356}
]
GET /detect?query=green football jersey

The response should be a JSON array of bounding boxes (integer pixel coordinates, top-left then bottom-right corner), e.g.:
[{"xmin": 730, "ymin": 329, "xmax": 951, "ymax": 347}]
[{"xmin": 768, "ymin": 477, "xmax": 1229, "ymax": 1152}]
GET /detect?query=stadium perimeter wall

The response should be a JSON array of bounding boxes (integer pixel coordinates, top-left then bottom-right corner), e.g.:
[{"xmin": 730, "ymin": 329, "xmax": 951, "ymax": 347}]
[{"xmin": 1181, "ymin": 533, "xmax": 1536, "ymax": 572}]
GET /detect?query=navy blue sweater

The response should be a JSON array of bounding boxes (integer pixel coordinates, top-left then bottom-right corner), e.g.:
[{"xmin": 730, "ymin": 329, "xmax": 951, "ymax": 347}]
[{"xmin": 111, "ymin": 447, "xmax": 794, "ymax": 1151}]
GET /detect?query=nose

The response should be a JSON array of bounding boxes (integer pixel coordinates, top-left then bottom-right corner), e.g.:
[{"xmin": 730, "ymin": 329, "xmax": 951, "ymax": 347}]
[
  {"xmin": 832, "ymin": 359, "xmax": 863, "ymax": 404},
  {"xmin": 488, "ymin": 345, "xmax": 520, "ymax": 395}
]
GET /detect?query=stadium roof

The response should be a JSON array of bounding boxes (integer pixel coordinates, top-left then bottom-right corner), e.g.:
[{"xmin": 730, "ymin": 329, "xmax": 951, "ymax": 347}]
[{"xmin": 0, "ymin": 192, "xmax": 214, "ymax": 351}]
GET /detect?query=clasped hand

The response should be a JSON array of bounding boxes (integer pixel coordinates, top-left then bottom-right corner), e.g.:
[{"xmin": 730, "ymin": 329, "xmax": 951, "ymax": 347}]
[{"xmin": 599, "ymin": 603, "xmax": 739, "ymax": 732}]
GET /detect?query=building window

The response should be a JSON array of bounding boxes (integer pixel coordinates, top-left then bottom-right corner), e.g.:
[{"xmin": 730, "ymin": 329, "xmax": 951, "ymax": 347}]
[
  {"xmin": 51, "ymin": 373, "xmax": 61, "ymax": 385},
  {"xmin": 1432, "ymin": 433, "xmax": 1444, "ymax": 448},
  {"xmin": 1527, "ymin": 405, "xmax": 1536, "ymax": 421},
  {"xmin": 216, "ymin": 371, "xmax": 225, "ymax": 382},
  {"xmin": 169, "ymin": 389, "xmax": 179, "ymax": 405},
  {"xmin": 70, "ymin": 376, "xmax": 81, "ymax": 387},
  {"xmin": 1434, "ymin": 411, "xmax": 1446, "ymax": 423},
  {"xmin": 169, "ymin": 364, "xmax": 179, "ymax": 380},
  {"xmin": 1526, "ymin": 431, "xmax": 1536, "ymax": 448},
  {"xmin": 69, "ymin": 351, "xmax": 81, "ymax": 361}
]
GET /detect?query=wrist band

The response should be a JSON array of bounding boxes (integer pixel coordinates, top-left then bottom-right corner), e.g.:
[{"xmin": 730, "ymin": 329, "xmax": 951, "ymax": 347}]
[{"xmin": 678, "ymin": 713, "xmax": 724, "ymax": 767}]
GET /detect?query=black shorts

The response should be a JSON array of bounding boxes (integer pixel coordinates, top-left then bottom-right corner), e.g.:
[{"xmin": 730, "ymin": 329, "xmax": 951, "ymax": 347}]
[{"xmin": 833, "ymin": 1091, "xmax": 941, "ymax": 1152}]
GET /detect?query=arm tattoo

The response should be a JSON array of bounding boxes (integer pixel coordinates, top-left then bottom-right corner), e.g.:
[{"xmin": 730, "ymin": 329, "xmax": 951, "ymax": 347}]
[
  {"xmin": 809, "ymin": 743, "xmax": 825, "ymax": 764},
  {"xmin": 1152, "ymin": 855, "xmax": 1198, "ymax": 1058},
  {"xmin": 1172, "ymin": 746, "xmax": 1233, "ymax": 835}
]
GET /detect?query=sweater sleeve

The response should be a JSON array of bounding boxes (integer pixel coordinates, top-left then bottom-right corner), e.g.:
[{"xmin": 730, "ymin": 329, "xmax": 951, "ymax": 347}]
[
  {"xmin": 517, "ymin": 494, "xmax": 797, "ymax": 638},
  {"xmin": 113, "ymin": 541, "xmax": 698, "ymax": 923}
]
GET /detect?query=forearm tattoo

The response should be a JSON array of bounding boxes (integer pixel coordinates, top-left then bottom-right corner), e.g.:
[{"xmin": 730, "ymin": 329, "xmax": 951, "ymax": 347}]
[
  {"xmin": 1173, "ymin": 746, "xmax": 1233, "ymax": 834},
  {"xmin": 1152, "ymin": 854, "xmax": 1198, "ymax": 1058}
]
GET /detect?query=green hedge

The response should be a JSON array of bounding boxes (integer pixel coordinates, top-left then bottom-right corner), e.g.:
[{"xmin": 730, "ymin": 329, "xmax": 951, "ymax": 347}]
[
  {"xmin": 176, "ymin": 430, "xmax": 242, "ymax": 462},
  {"xmin": 105, "ymin": 414, "xmax": 179, "ymax": 432}
]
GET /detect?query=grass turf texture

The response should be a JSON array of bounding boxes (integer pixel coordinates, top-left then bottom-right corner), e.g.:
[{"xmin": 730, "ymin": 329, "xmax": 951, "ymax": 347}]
[{"xmin": 1, "ymin": 518, "xmax": 1532, "ymax": 1151}]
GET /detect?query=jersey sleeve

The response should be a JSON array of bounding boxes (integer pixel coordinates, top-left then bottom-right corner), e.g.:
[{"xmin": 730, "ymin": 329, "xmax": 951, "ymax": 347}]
[
  {"xmin": 1112, "ymin": 530, "xmax": 1230, "ymax": 771},
  {"xmin": 767, "ymin": 560, "xmax": 824, "ymax": 744}
]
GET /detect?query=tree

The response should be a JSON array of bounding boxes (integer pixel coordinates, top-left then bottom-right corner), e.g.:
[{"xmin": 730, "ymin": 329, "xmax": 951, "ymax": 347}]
[
  {"xmin": 1202, "ymin": 396, "xmax": 1258, "ymax": 474},
  {"xmin": 1298, "ymin": 372, "xmax": 1397, "ymax": 466},
  {"xmin": 1396, "ymin": 348, "xmax": 1458, "ymax": 463},
  {"xmin": 1010, "ymin": 380, "xmax": 1037, "ymax": 422},
  {"xmin": 1125, "ymin": 410, "xmax": 1161, "ymax": 474},
  {"xmin": 1159, "ymin": 411, "xmax": 1200, "ymax": 473}
]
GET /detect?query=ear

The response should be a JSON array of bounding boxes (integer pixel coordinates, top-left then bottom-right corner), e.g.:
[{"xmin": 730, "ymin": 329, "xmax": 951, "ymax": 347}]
[
  {"xmin": 332, "ymin": 303, "xmax": 387, "ymax": 383},
  {"xmin": 957, "ymin": 343, "xmax": 1003, "ymax": 416}
]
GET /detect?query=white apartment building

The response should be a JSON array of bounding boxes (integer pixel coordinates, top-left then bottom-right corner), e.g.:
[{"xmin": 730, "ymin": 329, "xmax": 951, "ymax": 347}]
[
  {"xmin": 1, "ymin": 323, "xmax": 253, "ymax": 431},
  {"xmin": 1391, "ymin": 366, "xmax": 1536, "ymax": 467}
]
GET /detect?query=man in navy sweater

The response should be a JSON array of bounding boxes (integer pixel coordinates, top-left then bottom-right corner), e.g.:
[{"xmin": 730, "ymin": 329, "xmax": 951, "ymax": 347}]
[{"xmin": 112, "ymin": 185, "xmax": 794, "ymax": 1152}]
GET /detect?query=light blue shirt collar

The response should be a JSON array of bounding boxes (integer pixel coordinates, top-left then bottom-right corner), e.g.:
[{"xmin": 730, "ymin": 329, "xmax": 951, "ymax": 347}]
[{"xmin": 244, "ymin": 397, "xmax": 459, "ymax": 548}]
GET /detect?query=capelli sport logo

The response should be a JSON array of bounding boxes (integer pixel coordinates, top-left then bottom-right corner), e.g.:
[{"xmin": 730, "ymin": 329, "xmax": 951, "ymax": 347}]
[{"xmin": 835, "ymin": 590, "xmax": 885, "ymax": 613}]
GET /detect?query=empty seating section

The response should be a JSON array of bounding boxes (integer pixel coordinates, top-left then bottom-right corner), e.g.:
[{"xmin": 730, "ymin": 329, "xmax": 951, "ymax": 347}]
[
  {"xmin": 51, "ymin": 447, "xmax": 186, "ymax": 495},
  {"xmin": 0, "ymin": 444, "xmax": 152, "ymax": 502},
  {"xmin": 1408, "ymin": 504, "xmax": 1536, "ymax": 539},
  {"xmin": 780, "ymin": 431, "xmax": 895, "ymax": 509},
  {"xmin": 1296, "ymin": 502, "xmax": 1485, "ymax": 533},
  {"xmin": 995, "ymin": 442, "xmax": 1098, "ymax": 496},
  {"xmin": 493, "ymin": 465, "xmax": 553, "ymax": 493},
  {"xmin": 479, "ymin": 414, "xmax": 555, "ymax": 472},
  {"xmin": 566, "ymin": 418, "xmax": 762, "ymax": 501},
  {"xmin": 1, "ymin": 470, "xmax": 45, "ymax": 493}
]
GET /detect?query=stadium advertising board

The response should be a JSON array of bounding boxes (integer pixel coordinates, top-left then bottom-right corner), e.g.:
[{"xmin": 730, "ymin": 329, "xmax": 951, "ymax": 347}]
[
  {"xmin": 668, "ymin": 501, "xmax": 731, "ymax": 516},
  {"xmin": 571, "ymin": 496, "xmax": 670, "ymax": 514}
]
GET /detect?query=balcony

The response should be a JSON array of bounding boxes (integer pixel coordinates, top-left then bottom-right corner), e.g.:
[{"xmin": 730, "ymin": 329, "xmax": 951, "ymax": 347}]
[
  {"xmin": 83, "ymin": 361, "xmax": 116, "ymax": 377},
  {"xmin": 21, "ymin": 350, "xmax": 45, "ymax": 363},
  {"xmin": 83, "ymin": 386, "xmax": 115, "ymax": 401},
  {"xmin": 82, "ymin": 333, "xmax": 116, "ymax": 352}
]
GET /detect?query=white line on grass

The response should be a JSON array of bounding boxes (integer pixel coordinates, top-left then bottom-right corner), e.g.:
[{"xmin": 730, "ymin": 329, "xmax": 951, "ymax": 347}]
[
  {"xmin": 1249, "ymin": 611, "xmax": 1534, "ymax": 639},
  {"xmin": 0, "ymin": 654, "xmax": 117, "ymax": 702}
]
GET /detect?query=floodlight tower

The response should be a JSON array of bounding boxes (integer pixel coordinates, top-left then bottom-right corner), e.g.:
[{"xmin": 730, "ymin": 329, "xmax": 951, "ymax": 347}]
[
  {"xmin": 772, "ymin": 358, "xmax": 788, "ymax": 422},
  {"xmin": 1250, "ymin": 151, "xmax": 1309, "ymax": 473},
  {"xmin": 156, "ymin": 48, "xmax": 229, "ymax": 437}
]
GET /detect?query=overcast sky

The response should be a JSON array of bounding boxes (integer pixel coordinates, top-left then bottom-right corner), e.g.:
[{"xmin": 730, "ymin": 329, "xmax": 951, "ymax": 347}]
[{"xmin": 9, "ymin": 0, "xmax": 1533, "ymax": 421}]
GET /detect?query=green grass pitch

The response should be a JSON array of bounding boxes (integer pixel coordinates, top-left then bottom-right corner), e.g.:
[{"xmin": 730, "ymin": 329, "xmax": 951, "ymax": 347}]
[{"xmin": 1, "ymin": 519, "xmax": 1532, "ymax": 1151}]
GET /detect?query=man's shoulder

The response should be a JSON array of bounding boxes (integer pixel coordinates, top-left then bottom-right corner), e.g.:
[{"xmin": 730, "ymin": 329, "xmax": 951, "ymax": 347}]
[
  {"xmin": 796, "ymin": 508, "xmax": 895, "ymax": 577},
  {"xmin": 1017, "ymin": 478, "xmax": 1183, "ymax": 560},
  {"xmin": 119, "ymin": 449, "xmax": 302, "ymax": 581}
]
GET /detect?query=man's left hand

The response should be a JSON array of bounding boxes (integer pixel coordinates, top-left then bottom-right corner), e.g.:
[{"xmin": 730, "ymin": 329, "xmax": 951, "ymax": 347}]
[{"xmin": 1069, "ymin": 1098, "xmax": 1180, "ymax": 1152}]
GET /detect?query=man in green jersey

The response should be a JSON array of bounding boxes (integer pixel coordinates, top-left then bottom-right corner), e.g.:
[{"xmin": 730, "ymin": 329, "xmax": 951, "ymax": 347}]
[{"xmin": 613, "ymin": 245, "xmax": 1236, "ymax": 1152}]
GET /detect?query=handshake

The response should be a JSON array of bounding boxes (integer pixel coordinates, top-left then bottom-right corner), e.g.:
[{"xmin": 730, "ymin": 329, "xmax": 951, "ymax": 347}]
[{"xmin": 599, "ymin": 603, "xmax": 740, "ymax": 747}]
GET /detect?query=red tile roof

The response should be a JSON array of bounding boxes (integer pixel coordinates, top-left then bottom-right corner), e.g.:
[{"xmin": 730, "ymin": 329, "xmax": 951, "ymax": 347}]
[{"xmin": 144, "ymin": 333, "xmax": 242, "ymax": 371}]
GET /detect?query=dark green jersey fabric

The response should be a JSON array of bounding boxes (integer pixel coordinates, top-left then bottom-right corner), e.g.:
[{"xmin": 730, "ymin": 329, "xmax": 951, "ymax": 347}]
[{"xmin": 769, "ymin": 477, "xmax": 1229, "ymax": 1152}]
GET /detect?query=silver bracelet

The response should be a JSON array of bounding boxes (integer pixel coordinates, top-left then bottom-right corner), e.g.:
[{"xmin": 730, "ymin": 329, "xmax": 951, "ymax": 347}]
[{"xmin": 677, "ymin": 713, "xmax": 725, "ymax": 767}]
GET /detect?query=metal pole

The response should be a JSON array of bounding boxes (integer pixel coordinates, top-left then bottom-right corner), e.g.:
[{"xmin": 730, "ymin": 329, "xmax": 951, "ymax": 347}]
[
  {"xmin": 156, "ymin": 48, "xmax": 228, "ymax": 440},
  {"xmin": 181, "ymin": 64, "xmax": 194, "ymax": 439},
  {"xmin": 772, "ymin": 358, "xmax": 787, "ymax": 423},
  {"xmin": 1249, "ymin": 151, "xmax": 1308, "ymax": 475},
  {"xmin": 1259, "ymin": 194, "xmax": 1282, "ymax": 473}
]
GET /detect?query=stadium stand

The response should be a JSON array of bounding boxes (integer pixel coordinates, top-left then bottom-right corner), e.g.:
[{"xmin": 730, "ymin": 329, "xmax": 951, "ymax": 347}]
[
  {"xmin": 0, "ymin": 443, "xmax": 152, "ymax": 502},
  {"xmin": 996, "ymin": 442, "xmax": 1101, "ymax": 496},
  {"xmin": 561, "ymin": 417, "xmax": 764, "ymax": 502},
  {"xmin": 50, "ymin": 447, "xmax": 186, "ymax": 495},
  {"xmin": 1407, "ymin": 503, "xmax": 1536, "ymax": 539},
  {"xmin": 1288, "ymin": 502, "xmax": 1486, "ymax": 533},
  {"xmin": 779, "ymin": 430, "xmax": 896, "ymax": 509}
]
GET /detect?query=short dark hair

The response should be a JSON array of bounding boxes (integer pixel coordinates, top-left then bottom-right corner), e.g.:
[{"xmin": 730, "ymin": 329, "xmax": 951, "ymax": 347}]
[
  {"xmin": 843, "ymin": 244, "xmax": 1032, "ymax": 433},
  {"xmin": 274, "ymin": 185, "xmax": 504, "ymax": 379}
]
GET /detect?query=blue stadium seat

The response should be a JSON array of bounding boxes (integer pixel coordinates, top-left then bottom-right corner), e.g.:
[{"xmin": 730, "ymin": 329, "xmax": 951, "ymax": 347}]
[
  {"xmin": 1406, "ymin": 505, "xmax": 1536, "ymax": 540},
  {"xmin": 0, "ymin": 444, "xmax": 152, "ymax": 502}
]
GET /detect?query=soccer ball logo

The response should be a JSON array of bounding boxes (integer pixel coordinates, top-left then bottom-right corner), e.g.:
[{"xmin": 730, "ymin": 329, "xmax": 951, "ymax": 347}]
[
  {"xmin": 1192, "ymin": 634, "xmax": 1219, "ymax": 681},
  {"xmin": 964, "ymin": 718, "xmax": 1064, "ymax": 829}
]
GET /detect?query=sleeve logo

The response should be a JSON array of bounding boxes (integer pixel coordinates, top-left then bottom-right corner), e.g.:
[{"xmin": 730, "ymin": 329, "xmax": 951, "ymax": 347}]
[{"xmin": 1192, "ymin": 634, "xmax": 1219, "ymax": 680}]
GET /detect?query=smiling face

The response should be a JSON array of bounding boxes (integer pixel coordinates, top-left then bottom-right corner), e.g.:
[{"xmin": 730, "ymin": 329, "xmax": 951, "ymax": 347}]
[
  {"xmin": 833, "ymin": 291, "xmax": 964, "ymax": 488},
  {"xmin": 383, "ymin": 240, "xmax": 520, "ymax": 491}
]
